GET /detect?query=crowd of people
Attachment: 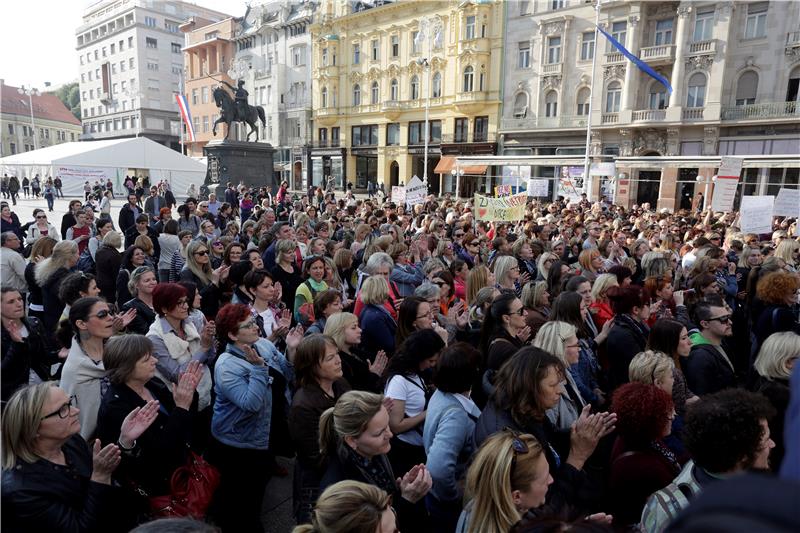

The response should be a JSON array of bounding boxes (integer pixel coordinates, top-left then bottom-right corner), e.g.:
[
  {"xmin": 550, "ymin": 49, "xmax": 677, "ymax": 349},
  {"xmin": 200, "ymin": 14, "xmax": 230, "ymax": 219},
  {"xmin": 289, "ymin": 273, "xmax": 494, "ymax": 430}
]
[{"xmin": 0, "ymin": 180, "xmax": 798, "ymax": 533}]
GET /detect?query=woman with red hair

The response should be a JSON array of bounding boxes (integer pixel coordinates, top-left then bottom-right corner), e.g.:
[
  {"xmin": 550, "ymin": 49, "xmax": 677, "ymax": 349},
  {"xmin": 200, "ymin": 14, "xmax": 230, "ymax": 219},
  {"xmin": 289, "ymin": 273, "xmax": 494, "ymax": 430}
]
[{"xmin": 607, "ymin": 382, "xmax": 681, "ymax": 528}]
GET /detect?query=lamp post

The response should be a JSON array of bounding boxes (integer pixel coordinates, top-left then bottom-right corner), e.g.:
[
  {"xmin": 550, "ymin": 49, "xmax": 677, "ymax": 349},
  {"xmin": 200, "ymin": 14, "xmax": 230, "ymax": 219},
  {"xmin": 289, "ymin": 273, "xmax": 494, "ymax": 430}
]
[
  {"xmin": 695, "ymin": 174, "xmax": 717, "ymax": 211},
  {"xmin": 122, "ymin": 83, "xmax": 145, "ymax": 137},
  {"xmin": 17, "ymin": 86, "xmax": 40, "ymax": 151},
  {"xmin": 415, "ymin": 15, "xmax": 443, "ymax": 189},
  {"xmin": 451, "ymin": 166, "xmax": 465, "ymax": 199}
]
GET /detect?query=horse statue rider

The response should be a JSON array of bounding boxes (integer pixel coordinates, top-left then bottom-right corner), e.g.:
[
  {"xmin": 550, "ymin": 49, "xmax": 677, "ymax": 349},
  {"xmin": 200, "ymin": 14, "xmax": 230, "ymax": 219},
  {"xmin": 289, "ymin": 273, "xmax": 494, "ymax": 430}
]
[
  {"xmin": 219, "ymin": 79, "xmax": 249, "ymax": 122},
  {"xmin": 211, "ymin": 77, "xmax": 266, "ymax": 142}
]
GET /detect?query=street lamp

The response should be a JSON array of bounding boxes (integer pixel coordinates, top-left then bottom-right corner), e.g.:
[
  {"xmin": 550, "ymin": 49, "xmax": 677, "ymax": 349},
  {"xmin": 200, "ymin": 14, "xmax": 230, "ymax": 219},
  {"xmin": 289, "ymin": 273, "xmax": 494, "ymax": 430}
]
[
  {"xmin": 695, "ymin": 174, "xmax": 717, "ymax": 211},
  {"xmin": 415, "ymin": 15, "xmax": 443, "ymax": 188},
  {"xmin": 451, "ymin": 166, "xmax": 465, "ymax": 199},
  {"xmin": 17, "ymin": 86, "xmax": 40, "ymax": 151},
  {"xmin": 122, "ymin": 82, "xmax": 145, "ymax": 137}
]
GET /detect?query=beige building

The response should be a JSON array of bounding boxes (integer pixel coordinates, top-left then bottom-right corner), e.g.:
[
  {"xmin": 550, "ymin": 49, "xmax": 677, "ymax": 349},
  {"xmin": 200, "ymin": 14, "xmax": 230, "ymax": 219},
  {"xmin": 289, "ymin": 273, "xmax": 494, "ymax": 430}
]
[
  {"xmin": 310, "ymin": 0, "xmax": 504, "ymax": 195},
  {"xmin": 501, "ymin": 0, "xmax": 800, "ymax": 210},
  {"xmin": 0, "ymin": 80, "xmax": 82, "ymax": 157},
  {"xmin": 181, "ymin": 17, "xmax": 238, "ymax": 157}
]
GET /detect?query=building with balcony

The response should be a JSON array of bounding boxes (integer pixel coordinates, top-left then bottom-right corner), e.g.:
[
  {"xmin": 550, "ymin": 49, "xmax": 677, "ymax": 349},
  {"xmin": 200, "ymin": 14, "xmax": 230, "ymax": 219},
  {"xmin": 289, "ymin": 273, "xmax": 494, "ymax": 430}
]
[
  {"xmin": 0, "ymin": 80, "xmax": 82, "ymax": 157},
  {"xmin": 228, "ymin": 1, "xmax": 318, "ymax": 189},
  {"xmin": 75, "ymin": 0, "xmax": 229, "ymax": 151},
  {"xmin": 309, "ymin": 0, "xmax": 503, "ymax": 195},
  {"xmin": 180, "ymin": 17, "xmax": 237, "ymax": 157},
  {"xmin": 502, "ymin": 0, "xmax": 800, "ymax": 210}
]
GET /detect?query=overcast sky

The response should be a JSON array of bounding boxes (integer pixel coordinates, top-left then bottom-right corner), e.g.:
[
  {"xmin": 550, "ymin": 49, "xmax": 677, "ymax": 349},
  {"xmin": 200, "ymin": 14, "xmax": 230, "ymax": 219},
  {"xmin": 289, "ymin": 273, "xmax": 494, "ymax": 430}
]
[{"xmin": 2, "ymin": 0, "xmax": 246, "ymax": 91}]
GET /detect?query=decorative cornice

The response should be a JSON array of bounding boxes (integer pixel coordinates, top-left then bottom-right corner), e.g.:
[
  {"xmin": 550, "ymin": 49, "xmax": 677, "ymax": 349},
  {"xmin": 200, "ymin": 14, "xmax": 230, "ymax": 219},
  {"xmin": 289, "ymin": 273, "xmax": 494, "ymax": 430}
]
[
  {"xmin": 685, "ymin": 55, "xmax": 714, "ymax": 71},
  {"xmin": 541, "ymin": 75, "xmax": 562, "ymax": 90},
  {"xmin": 677, "ymin": 6, "xmax": 692, "ymax": 18},
  {"xmin": 603, "ymin": 64, "xmax": 626, "ymax": 80}
]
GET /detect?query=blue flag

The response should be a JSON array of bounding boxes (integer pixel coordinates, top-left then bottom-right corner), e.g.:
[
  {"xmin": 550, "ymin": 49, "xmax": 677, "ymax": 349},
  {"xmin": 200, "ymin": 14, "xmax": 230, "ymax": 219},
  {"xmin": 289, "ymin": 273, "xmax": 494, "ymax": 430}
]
[{"xmin": 596, "ymin": 25, "xmax": 673, "ymax": 94}]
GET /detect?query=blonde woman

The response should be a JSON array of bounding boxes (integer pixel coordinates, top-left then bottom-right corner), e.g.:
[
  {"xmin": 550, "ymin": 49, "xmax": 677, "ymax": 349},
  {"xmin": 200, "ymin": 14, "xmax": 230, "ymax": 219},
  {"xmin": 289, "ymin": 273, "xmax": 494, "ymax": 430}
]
[
  {"xmin": 458, "ymin": 431, "xmax": 552, "ymax": 533},
  {"xmin": 351, "ymin": 223, "xmax": 372, "ymax": 255},
  {"xmin": 628, "ymin": 350, "xmax": 676, "ymax": 396},
  {"xmin": 35, "ymin": 240, "xmax": 79, "ymax": 331},
  {"xmin": 324, "ymin": 312, "xmax": 387, "ymax": 393},
  {"xmin": 178, "ymin": 239, "xmax": 229, "ymax": 318},
  {"xmin": 466, "ymin": 265, "xmax": 494, "ymax": 307},
  {"xmin": 293, "ymin": 480, "xmax": 394, "ymax": 533},
  {"xmin": 533, "ymin": 321, "xmax": 587, "ymax": 430},
  {"xmin": 577, "ymin": 249, "xmax": 604, "ymax": 283},
  {"xmin": 358, "ymin": 277, "xmax": 397, "ymax": 356},
  {"xmin": 753, "ymin": 331, "xmax": 799, "ymax": 469},
  {"xmin": 774, "ymin": 239, "xmax": 800, "ymax": 272},
  {"xmin": 521, "ymin": 280, "xmax": 550, "ymax": 339},
  {"xmin": 493, "ymin": 255, "xmax": 521, "ymax": 297},
  {"xmin": 536, "ymin": 251, "xmax": 558, "ymax": 281},
  {"xmin": 589, "ymin": 273, "xmax": 619, "ymax": 329}
]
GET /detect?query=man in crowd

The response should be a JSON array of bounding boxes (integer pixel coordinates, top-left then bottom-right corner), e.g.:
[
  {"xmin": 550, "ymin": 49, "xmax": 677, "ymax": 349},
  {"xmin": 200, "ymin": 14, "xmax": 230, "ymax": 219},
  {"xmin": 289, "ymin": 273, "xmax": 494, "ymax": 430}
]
[{"xmin": 685, "ymin": 299, "xmax": 736, "ymax": 395}]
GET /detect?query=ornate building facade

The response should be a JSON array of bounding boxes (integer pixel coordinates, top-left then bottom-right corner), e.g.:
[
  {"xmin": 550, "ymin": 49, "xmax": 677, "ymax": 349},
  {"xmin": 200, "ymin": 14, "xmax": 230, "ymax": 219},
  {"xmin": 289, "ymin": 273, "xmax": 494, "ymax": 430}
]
[
  {"xmin": 501, "ymin": 0, "xmax": 800, "ymax": 210},
  {"xmin": 310, "ymin": 0, "xmax": 504, "ymax": 194}
]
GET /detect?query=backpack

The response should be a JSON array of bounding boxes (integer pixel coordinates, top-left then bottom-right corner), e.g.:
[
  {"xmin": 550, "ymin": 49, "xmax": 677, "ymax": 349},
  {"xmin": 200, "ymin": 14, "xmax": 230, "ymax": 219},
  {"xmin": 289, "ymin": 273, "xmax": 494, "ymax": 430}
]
[
  {"xmin": 296, "ymin": 280, "xmax": 319, "ymax": 328},
  {"xmin": 76, "ymin": 246, "xmax": 96, "ymax": 275},
  {"xmin": 640, "ymin": 461, "xmax": 701, "ymax": 533}
]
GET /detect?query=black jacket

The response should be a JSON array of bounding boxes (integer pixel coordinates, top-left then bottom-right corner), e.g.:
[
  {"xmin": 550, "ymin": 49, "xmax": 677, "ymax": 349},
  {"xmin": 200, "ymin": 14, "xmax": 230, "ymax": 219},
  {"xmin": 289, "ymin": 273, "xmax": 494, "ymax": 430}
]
[
  {"xmin": 754, "ymin": 304, "xmax": 800, "ymax": 348},
  {"xmin": 606, "ymin": 317, "xmax": 649, "ymax": 391},
  {"xmin": 94, "ymin": 245, "xmax": 121, "ymax": 303},
  {"xmin": 120, "ymin": 298, "xmax": 157, "ymax": 335},
  {"xmin": 124, "ymin": 226, "xmax": 160, "ymax": 260},
  {"xmin": 118, "ymin": 204, "xmax": 138, "ymax": 234},
  {"xmin": 682, "ymin": 342, "xmax": 737, "ymax": 396},
  {"xmin": 60, "ymin": 212, "xmax": 77, "ymax": 240},
  {"xmin": 1, "ymin": 434, "xmax": 128, "ymax": 533},
  {"xmin": 41, "ymin": 267, "xmax": 73, "ymax": 331},
  {"xmin": 96, "ymin": 378, "xmax": 195, "ymax": 497},
  {"xmin": 178, "ymin": 269, "xmax": 222, "ymax": 319},
  {"xmin": 1, "ymin": 317, "xmax": 59, "ymax": 401},
  {"xmin": 339, "ymin": 348, "xmax": 382, "ymax": 393}
]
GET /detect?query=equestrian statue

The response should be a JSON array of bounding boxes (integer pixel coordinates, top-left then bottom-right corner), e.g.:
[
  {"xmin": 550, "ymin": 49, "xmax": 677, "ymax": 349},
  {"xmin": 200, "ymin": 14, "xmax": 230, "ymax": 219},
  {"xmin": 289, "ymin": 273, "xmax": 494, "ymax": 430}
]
[{"xmin": 212, "ymin": 78, "xmax": 266, "ymax": 142}]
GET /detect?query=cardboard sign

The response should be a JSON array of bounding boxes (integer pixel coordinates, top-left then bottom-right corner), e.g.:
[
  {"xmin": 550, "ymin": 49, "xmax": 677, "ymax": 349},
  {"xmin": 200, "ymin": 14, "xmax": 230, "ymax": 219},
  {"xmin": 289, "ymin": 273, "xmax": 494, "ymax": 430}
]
[
  {"xmin": 391, "ymin": 186, "xmax": 406, "ymax": 204},
  {"xmin": 474, "ymin": 192, "xmax": 527, "ymax": 222},
  {"xmin": 495, "ymin": 185, "xmax": 512, "ymax": 197},
  {"xmin": 590, "ymin": 162, "xmax": 616, "ymax": 177},
  {"xmin": 405, "ymin": 176, "xmax": 427, "ymax": 207},
  {"xmin": 711, "ymin": 175, "xmax": 739, "ymax": 213},
  {"xmin": 527, "ymin": 179, "xmax": 549, "ymax": 197},
  {"xmin": 773, "ymin": 188, "xmax": 800, "ymax": 217},
  {"xmin": 740, "ymin": 195, "xmax": 775, "ymax": 234}
]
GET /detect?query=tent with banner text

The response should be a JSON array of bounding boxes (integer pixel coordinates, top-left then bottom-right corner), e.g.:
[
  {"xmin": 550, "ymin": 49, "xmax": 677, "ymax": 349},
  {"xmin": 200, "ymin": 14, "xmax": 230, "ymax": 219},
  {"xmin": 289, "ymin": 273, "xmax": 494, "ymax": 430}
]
[{"xmin": 0, "ymin": 137, "xmax": 206, "ymax": 197}]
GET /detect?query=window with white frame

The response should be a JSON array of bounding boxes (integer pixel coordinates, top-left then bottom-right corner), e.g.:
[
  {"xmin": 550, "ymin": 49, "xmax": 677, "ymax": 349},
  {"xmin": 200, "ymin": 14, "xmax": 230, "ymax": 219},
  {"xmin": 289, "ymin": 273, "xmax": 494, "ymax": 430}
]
[
  {"xmin": 371, "ymin": 39, "xmax": 379, "ymax": 61},
  {"xmin": 321, "ymin": 87, "xmax": 328, "ymax": 108},
  {"xmin": 201, "ymin": 86, "xmax": 208, "ymax": 103},
  {"xmin": 391, "ymin": 35, "xmax": 399, "ymax": 57},
  {"xmin": 735, "ymin": 71, "xmax": 758, "ymax": 105},
  {"xmin": 353, "ymin": 84, "xmax": 361, "ymax": 106},
  {"xmin": 463, "ymin": 66, "xmax": 474, "ymax": 92},
  {"xmin": 520, "ymin": 0, "xmax": 530, "ymax": 16},
  {"xmin": 545, "ymin": 91, "xmax": 558, "ymax": 117},
  {"xmin": 693, "ymin": 9, "xmax": 714, "ymax": 42},
  {"xmin": 518, "ymin": 42, "xmax": 530, "ymax": 68},
  {"xmin": 432, "ymin": 72, "xmax": 442, "ymax": 97},
  {"xmin": 513, "ymin": 92, "xmax": 528, "ymax": 118},
  {"xmin": 576, "ymin": 88, "xmax": 590, "ymax": 115},
  {"xmin": 479, "ymin": 68, "xmax": 485, "ymax": 91},
  {"xmin": 411, "ymin": 31, "xmax": 420, "ymax": 54},
  {"xmin": 687, "ymin": 72, "xmax": 706, "ymax": 107},
  {"xmin": 547, "ymin": 36, "xmax": 561, "ymax": 64},
  {"xmin": 353, "ymin": 43, "xmax": 360, "ymax": 64},
  {"xmin": 744, "ymin": 2, "xmax": 767, "ymax": 39},
  {"xmin": 390, "ymin": 78, "xmax": 399, "ymax": 100},
  {"xmin": 410, "ymin": 75, "xmax": 420, "ymax": 100},
  {"xmin": 610, "ymin": 21, "xmax": 627, "ymax": 50},
  {"xmin": 655, "ymin": 19, "xmax": 673, "ymax": 45},
  {"xmin": 322, "ymin": 47, "xmax": 328, "ymax": 66},
  {"xmin": 649, "ymin": 83, "xmax": 668, "ymax": 109},
  {"xmin": 551, "ymin": 0, "xmax": 565, "ymax": 9},
  {"xmin": 465, "ymin": 16, "xmax": 476, "ymax": 40},
  {"xmin": 606, "ymin": 81, "xmax": 621, "ymax": 112},
  {"xmin": 371, "ymin": 81, "xmax": 379, "ymax": 104},
  {"xmin": 292, "ymin": 47, "xmax": 304, "ymax": 67},
  {"xmin": 581, "ymin": 32, "xmax": 594, "ymax": 60}
]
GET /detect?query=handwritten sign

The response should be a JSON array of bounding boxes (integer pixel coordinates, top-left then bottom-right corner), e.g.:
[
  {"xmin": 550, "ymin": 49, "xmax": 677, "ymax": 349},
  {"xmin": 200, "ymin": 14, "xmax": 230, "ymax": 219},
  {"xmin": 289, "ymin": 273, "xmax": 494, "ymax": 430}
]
[
  {"xmin": 391, "ymin": 186, "xmax": 406, "ymax": 204},
  {"xmin": 405, "ymin": 176, "xmax": 426, "ymax": 207},
  {"xmin": 740, "ymin": 195, "xmax": 775, "ymax": 235},
  {"xmin": 773, "ymin": 188, "xmax": 799, "ymax": 217},
  {"xmin": 495, "ymin": 185, "xmax": 512, "ymax": 197},
  {"xmin": 590, "ymin": 162, "xmax": 616, "ymax": 177},
  {"xmin": 527, "ymin": 179, "xmax": 549, "ymax": 197},
  {"xmin": 474, "ymin": 192, "xmax": 527, "ymax": 222},
  {"xmin": 711, "ymin": 175, "xmax": 739, "ymax": 213}
]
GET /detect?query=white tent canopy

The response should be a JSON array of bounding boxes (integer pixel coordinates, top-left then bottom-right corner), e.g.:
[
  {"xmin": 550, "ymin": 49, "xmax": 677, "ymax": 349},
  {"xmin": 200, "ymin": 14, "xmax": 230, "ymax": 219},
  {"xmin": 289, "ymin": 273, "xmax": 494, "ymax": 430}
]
[{"xmin": 0, "ymin": 137, "xmax": 207, "ymax": 197}]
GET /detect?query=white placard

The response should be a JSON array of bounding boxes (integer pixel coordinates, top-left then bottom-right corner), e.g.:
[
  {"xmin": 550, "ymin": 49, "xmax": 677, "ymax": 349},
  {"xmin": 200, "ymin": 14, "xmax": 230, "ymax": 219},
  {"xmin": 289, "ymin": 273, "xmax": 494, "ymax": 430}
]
[
  {"xmin": 711, "ymin": 175, "xmax": 739, "ymax": 212},
  {"xmin": 718, "ymin": 157, "xmax": 743, "ymax": 178},
  {"xmin": 773, "ymin": 188, "xmax": 800, "ymax": 217},
  {"xmin": 590, "ymin": 162, "xmax": 616, "ymax": 177},
  {"xmin": 391, "ymin": 186, "xmax": 406, "ymax": 204},
  {"xmin": 740, "ymin": 195, "xmax": 775, "ymax": 235},
  {"xmin": 405, "ymin": 176, "xmax": 426, "ymax": 207},
  {"xmin": 527, "ymin": 178, "xmax": 549, "ymax": 197}
]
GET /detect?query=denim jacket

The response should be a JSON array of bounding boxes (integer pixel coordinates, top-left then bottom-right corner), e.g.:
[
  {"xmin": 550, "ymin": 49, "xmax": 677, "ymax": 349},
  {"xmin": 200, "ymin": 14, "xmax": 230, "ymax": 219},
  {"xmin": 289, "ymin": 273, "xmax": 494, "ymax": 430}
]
[
  {"xmin": 423, "ymin": 390, "xmax": 481, "ymax": 503},
  {"xmin": 211, "ymin": 338, "xmax": 294, "ymax": 450}
]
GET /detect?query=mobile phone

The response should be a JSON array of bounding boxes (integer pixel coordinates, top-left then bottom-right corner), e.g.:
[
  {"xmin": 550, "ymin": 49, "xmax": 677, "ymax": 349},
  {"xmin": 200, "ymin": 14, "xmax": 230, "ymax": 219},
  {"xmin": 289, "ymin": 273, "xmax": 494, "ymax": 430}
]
[{"xmin": 685, "ymin": 288, "xmax": 696, "ymax": 294}]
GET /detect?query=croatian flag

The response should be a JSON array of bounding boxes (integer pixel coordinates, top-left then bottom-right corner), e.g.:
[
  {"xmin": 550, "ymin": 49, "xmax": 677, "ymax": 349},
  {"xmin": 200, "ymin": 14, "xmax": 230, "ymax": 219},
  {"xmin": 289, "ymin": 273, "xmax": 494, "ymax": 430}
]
[
  {"xmin": 596, "ymin": 24, "xmax": 673, "ymax": 94},
  {"xmin": 175, "ymin": 92, "xmax": 196, "ymax": 142}
]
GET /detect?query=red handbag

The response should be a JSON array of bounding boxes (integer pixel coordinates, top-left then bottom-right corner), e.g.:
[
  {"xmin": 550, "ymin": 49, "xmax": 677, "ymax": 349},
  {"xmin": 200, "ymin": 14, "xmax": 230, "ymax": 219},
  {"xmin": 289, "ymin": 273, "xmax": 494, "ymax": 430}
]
[{"xmin": 149, "ymin": 451, "xmax": 220, "ymax": 518}]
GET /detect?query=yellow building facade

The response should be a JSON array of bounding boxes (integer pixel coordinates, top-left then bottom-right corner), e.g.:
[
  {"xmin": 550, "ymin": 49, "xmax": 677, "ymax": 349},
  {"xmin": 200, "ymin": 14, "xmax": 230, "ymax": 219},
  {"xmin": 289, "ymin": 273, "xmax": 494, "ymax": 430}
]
[{"xmin": 309, "ymin": 0, "xmax": 503, "ymax": 195}]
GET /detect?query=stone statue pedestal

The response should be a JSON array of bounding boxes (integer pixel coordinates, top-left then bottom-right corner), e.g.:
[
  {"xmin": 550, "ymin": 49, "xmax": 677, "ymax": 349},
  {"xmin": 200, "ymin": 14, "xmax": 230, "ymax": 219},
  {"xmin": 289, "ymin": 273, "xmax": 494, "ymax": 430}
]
[{"xmin": 204, "ymin": 140, "xmax": 276, "ymax": 197}]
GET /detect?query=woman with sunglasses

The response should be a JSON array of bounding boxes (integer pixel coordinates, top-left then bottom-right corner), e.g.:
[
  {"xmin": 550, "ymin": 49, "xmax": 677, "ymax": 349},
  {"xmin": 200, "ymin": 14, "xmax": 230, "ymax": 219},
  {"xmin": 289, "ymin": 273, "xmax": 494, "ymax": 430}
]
[
  {"xmin": 179, "ymin": 240, "xmax": 230, "ymax": 319},
  {"xmin": 458, "ymin": 233, "xmax": 480, "ymax": 268},
  {"xmin": 26, "ymin": 210, "xmax": 60, "ymax": 244},
  {"xmin": 207, "ymin": 237, "xmax": 226, "ymax": 269},
  {"xmin": 479, "ymin": 292, "xmax": 529, "ymax": 376},
  {"xmin": 1, "ymin": 382, "xmax": 157, "ymax": 533},
  {"xmin": 458, "ymin": 431, "xmax": 553, "ymax": 533}
]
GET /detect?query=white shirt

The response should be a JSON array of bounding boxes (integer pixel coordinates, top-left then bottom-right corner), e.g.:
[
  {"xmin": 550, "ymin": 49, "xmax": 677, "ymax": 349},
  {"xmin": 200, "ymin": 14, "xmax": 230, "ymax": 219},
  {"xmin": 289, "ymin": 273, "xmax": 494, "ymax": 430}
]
[
  {"xmin": 385, "ymin": 373, "xmax": 426, "ymax": 446},
  {"xmin": 0, "ymin": 247, "xmax": 28, "ymax": 292}
]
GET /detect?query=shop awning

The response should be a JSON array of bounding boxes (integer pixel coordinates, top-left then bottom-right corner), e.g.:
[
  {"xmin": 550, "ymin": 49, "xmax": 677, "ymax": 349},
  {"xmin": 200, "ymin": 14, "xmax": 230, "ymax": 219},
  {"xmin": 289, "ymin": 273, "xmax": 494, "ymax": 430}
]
[{"xmin": 435, "ymin": 156, "xmax": 488, "ymax": 175}]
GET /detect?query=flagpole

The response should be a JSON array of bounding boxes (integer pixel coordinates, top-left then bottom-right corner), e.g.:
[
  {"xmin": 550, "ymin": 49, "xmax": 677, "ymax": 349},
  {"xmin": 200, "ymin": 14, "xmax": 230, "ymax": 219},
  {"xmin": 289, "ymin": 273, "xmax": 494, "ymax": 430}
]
[
  {"xmin": 583, "ymin": 0, "xmax": 601, "ymax": 202},
  {"xmin": 178, "ymin": 78, "xmax": 185, "ymax": 156}
]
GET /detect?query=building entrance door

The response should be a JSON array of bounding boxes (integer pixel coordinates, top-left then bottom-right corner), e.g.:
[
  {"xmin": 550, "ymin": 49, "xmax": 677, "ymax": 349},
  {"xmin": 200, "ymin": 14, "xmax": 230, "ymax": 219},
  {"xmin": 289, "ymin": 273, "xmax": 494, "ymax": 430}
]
[{"xmin": 637, "ymin": 171, "xmax": 661, "ymax": 207}]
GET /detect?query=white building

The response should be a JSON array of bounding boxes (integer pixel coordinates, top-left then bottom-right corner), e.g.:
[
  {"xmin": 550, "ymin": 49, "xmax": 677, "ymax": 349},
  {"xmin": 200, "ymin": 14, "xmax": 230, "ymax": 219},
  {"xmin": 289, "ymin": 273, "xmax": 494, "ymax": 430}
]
[
  {"xmin": 501, "ymin": 0, "xmax": 800, "ymax": 210},
  {"xmin": 231, "ymin": 1, "xmax": 318, "ymax": 188},
  {"xmin": 75, "ymin": 0, "xmax": 228, "ymax": 150}
]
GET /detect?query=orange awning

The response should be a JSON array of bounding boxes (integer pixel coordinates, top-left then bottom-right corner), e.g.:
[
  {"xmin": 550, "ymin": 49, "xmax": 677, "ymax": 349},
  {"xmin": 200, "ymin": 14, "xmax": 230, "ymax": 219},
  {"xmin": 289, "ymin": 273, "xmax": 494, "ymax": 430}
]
[{"xmin": 434, "ymin": 156, "xmax": 488, "ymax": 175}]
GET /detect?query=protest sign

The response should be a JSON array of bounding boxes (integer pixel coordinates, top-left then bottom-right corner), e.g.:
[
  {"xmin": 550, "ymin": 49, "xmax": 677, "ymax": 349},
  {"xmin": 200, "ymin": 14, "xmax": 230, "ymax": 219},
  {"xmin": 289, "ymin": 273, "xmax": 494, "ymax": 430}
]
[
  {"xmin": 527, "ymin": 179, "xmax": 549, "ymax": 197},
  {"xmin": 405, "ymin": 176, "xmax": 426, "ymax": 207},
  {"xmin": 495, "ymin": 185, "xmax": 512, "ymax": 197},
  {"xmin": 739, "ymin": 196, "xmax": 774, "ymax": 235},
  {"xmin": 558, "ymin": 166, "xmax": 584, "ymax": 202},
  {"xmin": 391, "ymin": 186, "xmax": 406, "ymax": 204},
  {"xmin": 590, "ymin": 162, "xmax": 616, "ymax": 177},
  {"xmin": 474, "ymin": 192, "xmax": 527, "ymax": 222},
  {"xmin": 773, "ymin": 188, "xmax": 800, "ymax": 217},
  {"xmin": 711, "ymin": 175, "xmax": 739, "ymax": 212}
]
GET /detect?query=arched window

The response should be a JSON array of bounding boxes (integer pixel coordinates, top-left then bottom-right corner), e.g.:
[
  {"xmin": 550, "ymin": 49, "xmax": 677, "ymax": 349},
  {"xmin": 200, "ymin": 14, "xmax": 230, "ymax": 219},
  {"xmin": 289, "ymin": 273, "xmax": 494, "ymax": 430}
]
[
  {"xmin": 463, "ymin": 66, "xmax": 474, "ymax": 92},
  {"xmin": 687, "ymin": 73, "xmax": 706, "ymax": 107},
  {"xmin": 352, "ymin": 83, "xmax": 361, "ymax": 106},
  {"xmin": 370, "ymin": 81, "xmax": 379, "ymax": 104},
  {"xmin": 513, "ymin": 92, "xmax": 528, "ymax": 118},
  {"xmin": 432, "ymin": 72, "xmax": 442, "ymax": 98},
  {"xmin": 321, "ymin": 86, "xmax": 328, "ymax": 108},
  {"xmin": 735, "ymin": 71, "xmax": 758, "ymax": 106},
  {"xmin": 648, "ymin": 82, "xmax": 668, "ymax": 110},
  {"xmin": 390, "ymin": 78, "xmax": 399, "ymax": 100},
  {"xmin": 576, "ymin": 88, "xmax": 590, "ymax": 115},
  {"xmin": 606, "ymin": 81, "xmax": 621, "ymax": 113},
  {"xmin": 545, "ymin": 90, "xmax": 558, "ymax": 117},
  {"xmin": 410, "ymin": 75, "xmax": 419, "ymax": 100}
]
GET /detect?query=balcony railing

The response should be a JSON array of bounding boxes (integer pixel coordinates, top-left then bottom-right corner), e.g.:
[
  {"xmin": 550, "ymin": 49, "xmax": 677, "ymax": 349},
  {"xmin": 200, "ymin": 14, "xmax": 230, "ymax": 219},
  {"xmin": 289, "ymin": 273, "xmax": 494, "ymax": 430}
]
[
  {"xmin": 688, "ymin": 40, "xmax": 715, "ymax": 55},
  {"xmin": 441, "ymin": 132, "xmax": 497, "ymax": 144},
  {"xmin": 639, "ymin": 44, "xmax": 675, "ymax": 62},
  {"xmin": 721, "ymin": 101, "xmax": 798, "ymax": 121},
  {"xmin": 542, "ymin": 62, "xmax": 563, "ymax": 75},
  {"xmin": 682, "ymin": 107, "xmax": 705, "ymax": 120},
  {"xmin": 500, "ymin": 115, "xmax": 589, "ymax": 130},
  {"xmin": 632, "ymin": 109, "xmax": 666, "ymax": 122},
  {"xmin": 605, "ymin": 52, "xmax": 624, "ymax": 63},
  {"xmin": 787, "ymin": 31, "xmax": 800, "ymax": 45},
  {"xmin": 500, "ymin": 117, "xmax": 538, "ymax": 131},
  {"xmin": 316, "ymin": 107, "xmax": 339, "ymax": 117},
  {"xmin": 310, "ymin": 139, "xmax": 341, "ymax": 148},
  {"xmin": 601, "ymin": 113, "xmax": 619, "ymax": 124},
  {"xmin": 455, "ymin": 91, "xmax": 488, "ymax": 103}
]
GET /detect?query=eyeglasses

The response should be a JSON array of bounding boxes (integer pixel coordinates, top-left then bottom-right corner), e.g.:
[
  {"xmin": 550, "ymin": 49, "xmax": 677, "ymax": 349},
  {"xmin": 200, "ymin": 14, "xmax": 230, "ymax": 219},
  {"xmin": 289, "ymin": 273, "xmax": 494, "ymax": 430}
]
[
  {"xmin": 416, "ymin": 310, "xmax": 434, "ymax": 319},
  {"xmin": 707, "ymin": 315, "xmax": 731, "ymax": 324},
  {"xmin": 36, "ymin": 215, "xmax": 47, "ymax": 219},
  {"xmin": 194, "ymin": 250, "xmax": 209, "ymax": 256},
  {"xmin": 212, "ymin": 241, "xmax": 223, "ymax": 246},
  {"xmin": 92, "ymin": 309, "xmax": 111, "ymax": 319},
  {"xmin": 509, "ymin": 307, "xmax": 525, "ymax": 316},
  {"xmin": 509, "ymin": 431, "xmax": 530, "ymax": 474},
  {"xmin": 238, "ymin": 319, "xmax": 258, "ymax": 330},
  {"xmin": 468, "ymin": 241, "xmax": 479, "ymax": 247},
  {"xmin": 42, "ymin": 395, "xmax": 77, "ymax": 420},
  {"xmin": 176, "ymin": 298, "xmax": 190, "ymax": 307}
]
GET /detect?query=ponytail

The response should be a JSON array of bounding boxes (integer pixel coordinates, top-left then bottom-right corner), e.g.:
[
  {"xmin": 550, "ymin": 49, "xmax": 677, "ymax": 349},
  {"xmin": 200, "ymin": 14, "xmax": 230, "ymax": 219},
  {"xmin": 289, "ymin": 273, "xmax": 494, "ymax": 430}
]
[{"xmin": 318, "ymin": 406, "xmax": 338, "ymax": 462}]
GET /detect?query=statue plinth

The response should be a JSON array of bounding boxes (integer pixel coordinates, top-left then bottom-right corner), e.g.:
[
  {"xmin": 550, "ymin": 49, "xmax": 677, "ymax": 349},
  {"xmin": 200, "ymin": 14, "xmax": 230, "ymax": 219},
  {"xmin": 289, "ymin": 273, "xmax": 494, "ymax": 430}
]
[{"xmin": 204, "ymin": 140, "xmax": 276, "ymax": 197}]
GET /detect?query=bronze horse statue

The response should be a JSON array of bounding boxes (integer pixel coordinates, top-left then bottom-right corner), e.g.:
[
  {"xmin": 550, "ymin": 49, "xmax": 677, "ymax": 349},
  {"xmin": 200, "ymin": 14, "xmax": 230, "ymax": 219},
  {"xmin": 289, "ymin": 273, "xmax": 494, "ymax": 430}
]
[{"xmin": 212, "ymin": 86, "xmax": 266, "ymax": 142}]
